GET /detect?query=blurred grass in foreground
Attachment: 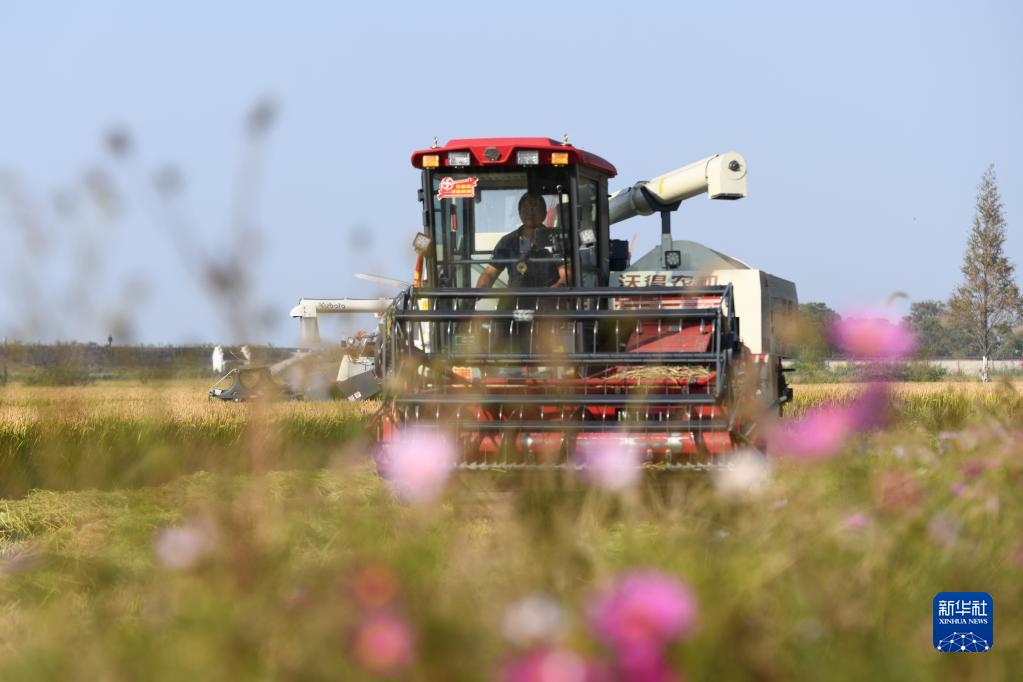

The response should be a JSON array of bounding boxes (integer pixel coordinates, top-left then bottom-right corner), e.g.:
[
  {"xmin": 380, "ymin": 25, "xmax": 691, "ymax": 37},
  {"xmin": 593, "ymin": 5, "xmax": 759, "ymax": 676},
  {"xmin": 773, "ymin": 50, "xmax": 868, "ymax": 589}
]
[{"xmin": 0, "ymin": 381, "xmax": 1021, "ymax": 679}]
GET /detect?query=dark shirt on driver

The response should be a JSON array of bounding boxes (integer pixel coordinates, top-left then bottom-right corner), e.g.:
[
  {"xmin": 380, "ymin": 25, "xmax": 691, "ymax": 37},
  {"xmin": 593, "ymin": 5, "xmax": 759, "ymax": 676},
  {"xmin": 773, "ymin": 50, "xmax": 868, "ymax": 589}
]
[{"xmin": 489, "ymin": 226, "xmax": 561, "ymax": 290}]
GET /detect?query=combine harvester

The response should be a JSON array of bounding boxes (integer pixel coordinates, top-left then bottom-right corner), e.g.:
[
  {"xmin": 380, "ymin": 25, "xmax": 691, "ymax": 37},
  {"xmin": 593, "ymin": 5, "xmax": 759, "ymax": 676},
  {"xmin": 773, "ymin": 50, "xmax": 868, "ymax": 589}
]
[{"xmin": 292, "ymin": 137, "xmax": 797, "ymax": 468}]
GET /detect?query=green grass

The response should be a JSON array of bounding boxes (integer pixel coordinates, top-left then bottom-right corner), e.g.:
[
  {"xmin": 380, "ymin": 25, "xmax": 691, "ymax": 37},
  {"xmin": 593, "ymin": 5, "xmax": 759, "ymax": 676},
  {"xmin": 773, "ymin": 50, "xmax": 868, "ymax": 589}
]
[{"xmin": 0, "ymin": 381, "xmax": 1021, "ymax": 680}]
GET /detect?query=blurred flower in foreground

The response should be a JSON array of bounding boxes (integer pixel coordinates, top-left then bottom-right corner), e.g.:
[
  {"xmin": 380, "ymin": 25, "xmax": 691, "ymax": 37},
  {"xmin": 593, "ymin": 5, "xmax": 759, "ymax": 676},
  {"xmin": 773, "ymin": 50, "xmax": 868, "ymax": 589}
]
[
  {"xmin": 768, "ymin": 404, "xmax": 857, "ymax": 461},
  {"xmin": 874, "ymin": 470, "xmax": 923, "ymax": 514},
  {"xmin": 154, "ymin": 520, "xmax": 217, "ymax": 571},
  {"xmin": 769, "ymin": 383, "xmax": 889, "ymax": 461},
  {"xmin": 352, "ymin": 563, "xmax": 400, "ymax": 611},
  {"xmin": 961, "ymin": 459, "xmax": 987, "ymax": 481},
  {"xmin": 842, "ymin": 512, "xmax": 869, "ymax": 532},
  {"xmin": 589, "ymin": 571, "xmax": 696, "ymax": 673},
  {"xmin": 617, "ymin": 659, "xmax": 681, "ymax": 682},
  {"xmin": 377, "ymin": 429, "xmax": 456, "ymax": 504},
  {"xmin": 502, "ymin": 594, "xmax": 567, "ymax": 649},
  {"xmin": 985, "ymin": 495, "xmax": 1000, "ymax": 515},
  {"xmin": 927, "ymin": 514, "xmax": 962, "ymax": 549},
  {"xmin": 578, "ymin": 438, "xmax": 641, "ymax": 492},
  {"xmin": 713, "ymin": 450, "xmax": 771, "ymax": 498},
  {"xmin": 0, "ymin": 544, "xmax": 39, "ymax": 576},
  {"xmin": 353, "ymin": 611, "xmax": 415, "ymax": 677},
  {"xmin": 831, "ymin": 314, "xmax": 916, "ymax": 361},
  {"xmin": 502, "ymin": 648, "xmax": 605, "ymax": 682}
]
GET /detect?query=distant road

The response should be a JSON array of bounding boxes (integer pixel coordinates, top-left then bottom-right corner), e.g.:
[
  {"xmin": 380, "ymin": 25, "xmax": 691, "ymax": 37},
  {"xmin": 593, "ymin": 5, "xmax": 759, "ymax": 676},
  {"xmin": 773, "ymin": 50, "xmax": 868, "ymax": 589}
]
[{"xmin": 826, "ymin": 359, "xmax": 1023, "ymax": 377}]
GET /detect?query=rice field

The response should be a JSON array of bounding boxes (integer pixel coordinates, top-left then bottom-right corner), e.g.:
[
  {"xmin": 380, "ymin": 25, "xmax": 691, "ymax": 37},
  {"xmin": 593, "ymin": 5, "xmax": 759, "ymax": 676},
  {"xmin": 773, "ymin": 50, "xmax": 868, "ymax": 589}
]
[
  {"xmin": 793, "ymin": 381, "xmax": 1023, "ymax": 427},
  {"xmin": 0, "ymin": 379, "xmax": 1021, "ymax": 680},
  {"xmin": 4, "ymin": 379, "xmax": 1020, "ymax": 433}
]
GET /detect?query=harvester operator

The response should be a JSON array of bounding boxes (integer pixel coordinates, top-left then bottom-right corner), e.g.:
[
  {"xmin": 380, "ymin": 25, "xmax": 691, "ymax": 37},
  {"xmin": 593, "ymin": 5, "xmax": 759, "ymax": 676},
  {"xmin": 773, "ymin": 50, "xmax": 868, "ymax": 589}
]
[{"xmin": 474, "ymin": 192, "xmax": 567, "ymax": 297}]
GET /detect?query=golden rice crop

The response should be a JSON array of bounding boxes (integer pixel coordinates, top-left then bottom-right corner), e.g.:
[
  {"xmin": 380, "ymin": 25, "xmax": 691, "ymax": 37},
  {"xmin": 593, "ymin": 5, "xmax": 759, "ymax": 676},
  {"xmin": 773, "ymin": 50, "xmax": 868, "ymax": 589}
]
[
  {"xmin": 5, "ymin": 379, "xmax": 1020, "ymax": 443},
  {"xmin": 793, "ymin": 381, "xmax": 1023, "ymax": 429},
  {"xmin": 0, "ymin": 380, "xmax": 377, "ymax": 497}
]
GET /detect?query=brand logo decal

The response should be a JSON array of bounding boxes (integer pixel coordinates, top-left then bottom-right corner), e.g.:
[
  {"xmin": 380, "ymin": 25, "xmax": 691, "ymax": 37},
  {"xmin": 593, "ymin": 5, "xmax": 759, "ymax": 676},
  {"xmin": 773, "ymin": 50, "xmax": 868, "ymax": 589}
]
[{"xmin": 436, "ymin": 176, "xmax": 478, "ymax": 200}]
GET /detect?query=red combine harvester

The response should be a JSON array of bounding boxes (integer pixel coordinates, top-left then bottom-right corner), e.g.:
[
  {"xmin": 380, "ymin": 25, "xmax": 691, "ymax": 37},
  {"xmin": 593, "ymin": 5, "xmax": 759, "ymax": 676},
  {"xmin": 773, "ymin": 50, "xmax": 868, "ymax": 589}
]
[{"xmin": 294, "ymin": 137, "xmax": 798, "ymax": 469}]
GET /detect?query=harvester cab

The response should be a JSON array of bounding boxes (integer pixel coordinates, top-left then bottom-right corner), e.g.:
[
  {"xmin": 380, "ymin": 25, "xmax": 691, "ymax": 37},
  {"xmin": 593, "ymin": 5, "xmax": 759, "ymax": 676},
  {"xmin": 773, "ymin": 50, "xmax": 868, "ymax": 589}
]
[
  {"xmin": 410, "ymin": 138, "xmax": 619, "ymax": 294},
  {"xmin": 296, "ymin": 137, "xmax": 798, "ymax": 469}
]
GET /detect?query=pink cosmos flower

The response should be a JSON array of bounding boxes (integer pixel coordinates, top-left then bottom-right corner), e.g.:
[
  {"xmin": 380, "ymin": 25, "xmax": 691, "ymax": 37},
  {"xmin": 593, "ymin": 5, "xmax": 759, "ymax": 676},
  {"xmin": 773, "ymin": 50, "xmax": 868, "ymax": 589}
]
[
  {"xmin": 843, "ymin": 512, "xmax": 869, "ymax": 532},
  {"xmin": 353, "ymin": 611, "xmax": 415, "ymax": 677},
  {"xmin": 874, "ymin": 470, "xmax": 923, "ymax": 513},
  {"xmin": 154, "ymin": 520, "xmax": 217, "ymax": 570},
  {"xmin": 846, "ymin": 382, "xmax": 891, "ymax": 430},
  {"xmin": 831, "ymin": 314, "xmax": 917, "ymax": 361},
  {"xmin": 377, "ymin": 429, "xmax": 457, "ymax": 504},
  {"xmin": 769, "ymin": 383, "xmax": 889, "ymax": 461},
  {"xmin": 614, "ymin": 657, "xmax": 682, "ymax": 682},
  {"xmin": 352, "ymin": 563, "xmax": 400, "ymax": 610},
  {"xmin": 768, "ymin": 405, "xmax": 858, "ymax": 461},
  {"xmin": 502, "ymin": 648, "xmax": 606, "ymax": 682},
  {"xmin": 588, "ymin": 571, "xmax": 697, "ymax": 669},
  {"xmin": 961, "ymin": 459, "xmax": 987, "ymax": 481},
  {"xmin": 577, "ymin": 437, "xmax": 642, "ymax": 492}
]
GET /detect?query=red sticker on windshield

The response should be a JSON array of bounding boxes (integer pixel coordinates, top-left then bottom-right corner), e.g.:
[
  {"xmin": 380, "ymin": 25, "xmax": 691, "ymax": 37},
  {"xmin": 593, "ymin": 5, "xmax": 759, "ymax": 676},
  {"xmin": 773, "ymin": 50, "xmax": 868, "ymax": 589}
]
[{"xmin": 436, "ymin": 176, "xmax": 478, "ymax": 200}]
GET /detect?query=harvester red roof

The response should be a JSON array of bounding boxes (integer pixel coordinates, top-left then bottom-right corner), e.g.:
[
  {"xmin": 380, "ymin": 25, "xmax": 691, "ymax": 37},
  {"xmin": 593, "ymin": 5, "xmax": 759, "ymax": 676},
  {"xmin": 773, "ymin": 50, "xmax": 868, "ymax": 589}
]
[{"xmin": 410, "ymin": 137, "xmax": 617, "ymax": 177}]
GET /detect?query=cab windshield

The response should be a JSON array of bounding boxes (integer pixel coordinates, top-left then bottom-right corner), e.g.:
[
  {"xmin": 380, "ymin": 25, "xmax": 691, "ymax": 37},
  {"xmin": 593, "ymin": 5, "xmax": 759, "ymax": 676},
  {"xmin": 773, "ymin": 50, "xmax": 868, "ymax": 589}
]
[{"xmin": 429, "ymin": 169, "xmax": 572, "ymax": 289}]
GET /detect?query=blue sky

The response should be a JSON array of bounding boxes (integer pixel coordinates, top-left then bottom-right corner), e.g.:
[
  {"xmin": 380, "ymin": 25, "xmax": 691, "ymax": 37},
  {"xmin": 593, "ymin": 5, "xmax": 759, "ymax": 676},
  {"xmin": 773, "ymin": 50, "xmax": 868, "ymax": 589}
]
[{"xmin": 1, "ymin": 1, "xmax": 1021, "ymax": 344}]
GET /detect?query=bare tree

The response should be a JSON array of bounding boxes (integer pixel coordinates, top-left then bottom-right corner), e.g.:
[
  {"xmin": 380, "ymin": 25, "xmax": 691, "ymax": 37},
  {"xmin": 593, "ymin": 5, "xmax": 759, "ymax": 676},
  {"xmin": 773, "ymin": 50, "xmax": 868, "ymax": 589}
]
[{"xmin": 948, "ymin": 165, "xmax": 1022, "ymax": 361}]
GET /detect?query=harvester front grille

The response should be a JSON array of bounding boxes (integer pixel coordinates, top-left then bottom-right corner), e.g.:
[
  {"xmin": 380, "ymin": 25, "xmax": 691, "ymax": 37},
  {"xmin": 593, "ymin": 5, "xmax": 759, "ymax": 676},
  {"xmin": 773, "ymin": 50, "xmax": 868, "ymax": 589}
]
[{"xmin": 377, "ymin": 285, "xmax": 744, "ymax": 469}]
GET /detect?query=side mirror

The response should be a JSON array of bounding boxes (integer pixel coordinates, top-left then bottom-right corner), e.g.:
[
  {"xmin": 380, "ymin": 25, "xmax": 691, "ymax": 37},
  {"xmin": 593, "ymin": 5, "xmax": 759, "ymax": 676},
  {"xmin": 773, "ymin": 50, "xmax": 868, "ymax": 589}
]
[{"xmin": 412, "ymin": 232, "xmax": 432, "ymax": 255}]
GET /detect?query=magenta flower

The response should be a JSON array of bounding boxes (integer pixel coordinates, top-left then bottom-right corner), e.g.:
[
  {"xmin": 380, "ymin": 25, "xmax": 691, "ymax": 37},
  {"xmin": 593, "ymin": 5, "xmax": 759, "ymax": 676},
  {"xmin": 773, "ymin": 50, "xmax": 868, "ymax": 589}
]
[
  {"xmin": 577, "ymin": 437, "xmax": 642, "ymax": 492},
  {"xmin": 502, "ymin": 648, "xmax": 605, "ymax": 682},
  {"xmin": 768, "ymin": 405, "xmax": 858, "ymax": 460},
  {"xmin": 353, "ymin": 611, "xmax": 415, "ymax": 677},
  {"xmin": 843, "ymin": 512, "xmax": 869, "ymax": 532},
  {"xmin": 846, "ymin": 382, "xmax": 890, "ymax": 430},
  {"xmin": 589, "ymin": 571, "xmax": 697, "ymax": 669},
  {"xmin": 769, "ymin": 383, "xmax": 889, "ymax": 461},
  {"xmin": 377, "ymin": 429, "xmax": 457, "ymax": 504},
  {"xmin": 615, "ymin": 657, "xmax": 682, "ymax": 682},
  {"xmin": 831, "ymin": 314, "xmax": 916, "ymax": 361}
]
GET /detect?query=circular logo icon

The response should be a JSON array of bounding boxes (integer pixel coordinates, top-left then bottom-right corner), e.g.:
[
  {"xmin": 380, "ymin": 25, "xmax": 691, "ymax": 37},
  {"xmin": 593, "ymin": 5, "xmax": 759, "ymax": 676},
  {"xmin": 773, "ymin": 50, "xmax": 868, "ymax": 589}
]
[{"xmin": 515, "ymin": 261, "xmax": 528, "ymax": 274}]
